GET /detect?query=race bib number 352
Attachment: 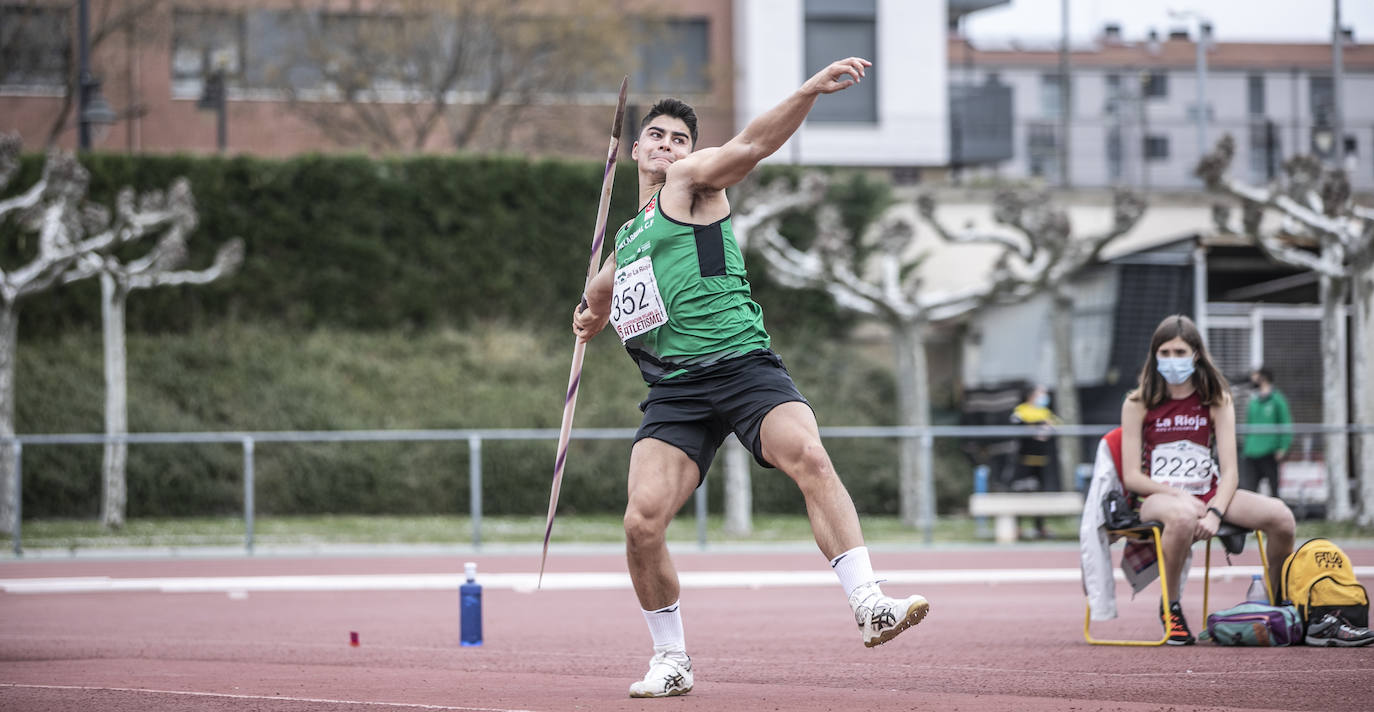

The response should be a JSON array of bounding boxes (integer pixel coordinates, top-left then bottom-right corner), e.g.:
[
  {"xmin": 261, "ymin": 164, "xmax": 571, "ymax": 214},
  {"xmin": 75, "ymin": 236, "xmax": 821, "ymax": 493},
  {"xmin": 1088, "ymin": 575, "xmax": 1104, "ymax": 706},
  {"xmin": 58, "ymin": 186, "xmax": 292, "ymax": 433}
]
[
  {"xmin": 1149, "ymin": 440, "xmax": 1216, "ymax": 495},
  {"xmin": 610, "ymin": 255, "xmax": 667, "ymax": 342}
]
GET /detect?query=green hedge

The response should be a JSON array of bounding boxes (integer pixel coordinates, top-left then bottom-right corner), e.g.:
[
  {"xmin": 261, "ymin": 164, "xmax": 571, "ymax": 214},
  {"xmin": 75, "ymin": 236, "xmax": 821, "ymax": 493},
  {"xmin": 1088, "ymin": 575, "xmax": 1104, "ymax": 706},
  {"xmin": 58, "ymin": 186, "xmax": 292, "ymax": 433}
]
[{"xmin": 2, "ymin": 152, "xmax": 845, "ymax": 337}]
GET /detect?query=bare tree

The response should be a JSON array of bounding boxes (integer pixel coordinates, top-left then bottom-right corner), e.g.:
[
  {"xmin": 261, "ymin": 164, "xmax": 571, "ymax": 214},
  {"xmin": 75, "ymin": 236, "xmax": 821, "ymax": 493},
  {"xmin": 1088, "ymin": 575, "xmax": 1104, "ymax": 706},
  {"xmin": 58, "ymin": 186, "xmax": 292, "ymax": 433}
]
[
  {"xmin": 921, "ymin": 189, "xmax": 1146, "ymax": 491},
  {"xmin": 735, "ymin": 173, "xmax": 1142, "ymax": 530},
  {"xmin": 0, "ymin": 134, "xmax": 171, "ymax": 529},
  {"xmin": 1198, "ymin": 134, "xmax": 1374, "ymax": 523},
  {"xmin": 249, "ymin": 0, "xmax": 648, "ymax": 153},
  {"xmin": 1, "ymin": 138, "xmax": 89, "ymax": 531},
  {"xmin": 60, "ymin": 192, "xmax": 243, "ymax": 529}
]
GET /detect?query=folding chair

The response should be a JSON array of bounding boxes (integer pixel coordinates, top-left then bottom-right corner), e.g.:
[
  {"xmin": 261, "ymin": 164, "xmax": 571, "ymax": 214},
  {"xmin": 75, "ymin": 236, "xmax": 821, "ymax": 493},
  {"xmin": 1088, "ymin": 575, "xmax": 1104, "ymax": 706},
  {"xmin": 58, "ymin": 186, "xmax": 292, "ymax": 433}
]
[
  {"xmin": 1082, "ymin": 428, "xmax": 1269, "ymax": 646},
  {"xmin": 1085, "ymin": 517, "xmax": 1171, "ymax": 646}
]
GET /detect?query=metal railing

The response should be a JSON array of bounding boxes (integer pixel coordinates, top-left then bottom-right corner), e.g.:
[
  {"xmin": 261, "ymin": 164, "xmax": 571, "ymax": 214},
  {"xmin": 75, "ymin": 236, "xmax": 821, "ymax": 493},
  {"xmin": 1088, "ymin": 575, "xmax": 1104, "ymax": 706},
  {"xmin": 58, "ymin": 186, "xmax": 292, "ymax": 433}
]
[{"xmin": 3, "ymin": 422, "xmax": 1368, "ymax": 556}]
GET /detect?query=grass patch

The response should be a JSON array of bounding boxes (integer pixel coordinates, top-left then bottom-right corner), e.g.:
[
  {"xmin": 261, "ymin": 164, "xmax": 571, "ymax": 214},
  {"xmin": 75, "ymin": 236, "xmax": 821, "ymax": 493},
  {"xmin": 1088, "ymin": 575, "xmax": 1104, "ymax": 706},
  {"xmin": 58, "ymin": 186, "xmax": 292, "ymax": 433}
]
[
  {"xmin": 18, "ymin": 323, "xmax": 936, "ymax": 519},
  {"xmin": 7, "ymin": 514, "xmax": 970, "ymax": 550},
  {"xmin": 10, "ymin": 514, "xmax": 1369, "ymax": 553}
]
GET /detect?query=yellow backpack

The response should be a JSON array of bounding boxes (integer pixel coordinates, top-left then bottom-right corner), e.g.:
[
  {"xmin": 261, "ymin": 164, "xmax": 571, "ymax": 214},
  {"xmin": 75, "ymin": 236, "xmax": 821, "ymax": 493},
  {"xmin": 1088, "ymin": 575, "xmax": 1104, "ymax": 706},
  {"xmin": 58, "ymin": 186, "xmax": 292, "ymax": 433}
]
[{"xmin": 1281, "ymin": 538, "xmax": 1369, "ymax": 629}]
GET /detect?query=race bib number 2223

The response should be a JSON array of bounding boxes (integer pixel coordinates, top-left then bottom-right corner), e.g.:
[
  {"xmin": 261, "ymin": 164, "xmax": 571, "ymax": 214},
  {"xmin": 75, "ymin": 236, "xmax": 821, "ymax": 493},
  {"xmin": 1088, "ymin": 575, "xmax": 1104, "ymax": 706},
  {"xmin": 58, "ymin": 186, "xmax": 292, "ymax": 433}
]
[{"xmin": 1149, "ymin": 440, "xmax": 1216, "ymax": 495}]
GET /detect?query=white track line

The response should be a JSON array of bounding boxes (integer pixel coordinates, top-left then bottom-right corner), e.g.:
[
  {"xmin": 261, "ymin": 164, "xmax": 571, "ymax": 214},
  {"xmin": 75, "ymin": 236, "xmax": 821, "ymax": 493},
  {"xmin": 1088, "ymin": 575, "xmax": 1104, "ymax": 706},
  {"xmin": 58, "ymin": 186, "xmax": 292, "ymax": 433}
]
[
  {"xmin": 0, "ymin": 683, "xmax": 532, "ymax": 711},
  {"xmin": 7, "ymin": 566, "xmax": 1372, "ymax": 595}
]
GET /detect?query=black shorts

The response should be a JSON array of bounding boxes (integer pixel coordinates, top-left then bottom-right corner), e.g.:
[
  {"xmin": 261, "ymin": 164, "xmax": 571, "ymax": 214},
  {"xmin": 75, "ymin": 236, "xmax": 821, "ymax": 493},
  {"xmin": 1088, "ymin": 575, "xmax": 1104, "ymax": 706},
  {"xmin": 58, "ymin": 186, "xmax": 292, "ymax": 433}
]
[{"xmin": 635, "ymin": 350, "xmax": 810, "ymax": 484}]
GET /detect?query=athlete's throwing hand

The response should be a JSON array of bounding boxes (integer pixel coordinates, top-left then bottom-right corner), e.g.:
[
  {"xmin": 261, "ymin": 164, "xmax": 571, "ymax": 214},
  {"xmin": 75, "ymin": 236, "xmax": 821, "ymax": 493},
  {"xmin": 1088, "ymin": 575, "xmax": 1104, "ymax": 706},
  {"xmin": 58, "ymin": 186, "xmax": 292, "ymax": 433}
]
[
  {"xmin": 803, "ymin": 57, "xmax": 872, "ymax": 95},
  {"xmin": 574, "ymin": 297, "xmax": 607, "ymax": 344}
]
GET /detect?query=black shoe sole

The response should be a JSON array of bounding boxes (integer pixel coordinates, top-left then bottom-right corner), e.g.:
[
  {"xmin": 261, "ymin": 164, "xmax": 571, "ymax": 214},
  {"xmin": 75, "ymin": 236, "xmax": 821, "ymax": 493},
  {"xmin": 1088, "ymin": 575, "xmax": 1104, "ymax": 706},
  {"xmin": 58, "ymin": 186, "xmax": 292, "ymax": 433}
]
[{"xmin": 1305, "ymin": 636, "xmax": 1374, "ymax": 647}]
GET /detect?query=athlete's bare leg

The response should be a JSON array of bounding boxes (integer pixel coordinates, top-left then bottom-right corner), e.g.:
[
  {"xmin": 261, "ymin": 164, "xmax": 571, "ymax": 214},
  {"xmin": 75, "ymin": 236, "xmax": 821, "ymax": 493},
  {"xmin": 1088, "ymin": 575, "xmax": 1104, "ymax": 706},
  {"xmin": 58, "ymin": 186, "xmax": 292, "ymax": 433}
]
[
  {"xmin": 1215, "ymin": 489, "xmax": 1296, "ymax": 598},
  {"xmin": 624, "ymin": 437, "xmax": 700, "ymax": 610},
  {"xmin": 759, "ymin": 401, "xmax": 864, "ymax": 560},
  {"xmin": 1138, "ymin": 492, "xmax": 1205, "ymax": 602}
]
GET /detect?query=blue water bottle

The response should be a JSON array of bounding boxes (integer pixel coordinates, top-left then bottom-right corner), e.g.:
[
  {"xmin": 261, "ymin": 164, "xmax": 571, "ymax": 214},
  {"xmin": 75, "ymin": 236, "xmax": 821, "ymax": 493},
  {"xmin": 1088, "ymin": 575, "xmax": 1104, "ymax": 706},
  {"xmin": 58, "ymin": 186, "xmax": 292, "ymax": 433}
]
[
  {"xmin": 973, "ymin": 465, "xmax": 990, "ymax": 537},
  {"xmin": 460, "ymin": 561, "xmax": 483, "ymax": 646}
]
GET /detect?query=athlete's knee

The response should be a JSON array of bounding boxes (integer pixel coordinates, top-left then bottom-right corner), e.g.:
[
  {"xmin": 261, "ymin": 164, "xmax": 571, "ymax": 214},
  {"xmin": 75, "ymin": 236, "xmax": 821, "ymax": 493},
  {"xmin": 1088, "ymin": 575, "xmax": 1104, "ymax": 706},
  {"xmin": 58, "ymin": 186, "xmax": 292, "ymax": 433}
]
[
  {"xmin": 1154, "ymin": 501, "xmax": 1195, "ymax": 531},
  {"xmin": 785, "ymin": 442, "xmax": 835, "ymax": 483},
  {"xmin": 623, "ymin": 505, "xmax": 667, "ymax": 546},
  {"xmin": 1265, "ymin": 501, "xmax": 1296, "ymax": 538}
]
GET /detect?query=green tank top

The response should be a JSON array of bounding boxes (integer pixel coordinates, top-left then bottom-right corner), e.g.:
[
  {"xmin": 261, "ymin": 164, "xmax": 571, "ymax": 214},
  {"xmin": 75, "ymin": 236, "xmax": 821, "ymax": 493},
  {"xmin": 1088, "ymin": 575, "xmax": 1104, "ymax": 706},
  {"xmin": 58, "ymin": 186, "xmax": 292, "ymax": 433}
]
[{"xmin": 609, "ymin": 191, "xmax": 769, "ymax": 382}]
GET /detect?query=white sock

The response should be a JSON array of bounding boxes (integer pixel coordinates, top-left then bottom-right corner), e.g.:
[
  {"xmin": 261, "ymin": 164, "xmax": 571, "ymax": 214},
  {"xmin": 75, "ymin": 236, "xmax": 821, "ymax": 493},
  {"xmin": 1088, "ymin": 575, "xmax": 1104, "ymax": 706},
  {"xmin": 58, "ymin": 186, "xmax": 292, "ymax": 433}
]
[
  {"xmin": 642, "ymin": 601, "xmax": 686, "ymax": 655},
  {"xmin": 830, "ymin": 546, "xmax": 878, "ymax": 598}
]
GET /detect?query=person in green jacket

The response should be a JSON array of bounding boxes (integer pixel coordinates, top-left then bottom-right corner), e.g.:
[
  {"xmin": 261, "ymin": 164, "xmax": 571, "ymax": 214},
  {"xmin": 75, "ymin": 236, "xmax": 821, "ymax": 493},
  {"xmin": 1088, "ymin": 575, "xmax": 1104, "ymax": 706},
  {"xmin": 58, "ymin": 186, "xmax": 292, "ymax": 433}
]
[{"xmin": 1241, "ymin": 367, "xmax": 1292, "ymax": 495}]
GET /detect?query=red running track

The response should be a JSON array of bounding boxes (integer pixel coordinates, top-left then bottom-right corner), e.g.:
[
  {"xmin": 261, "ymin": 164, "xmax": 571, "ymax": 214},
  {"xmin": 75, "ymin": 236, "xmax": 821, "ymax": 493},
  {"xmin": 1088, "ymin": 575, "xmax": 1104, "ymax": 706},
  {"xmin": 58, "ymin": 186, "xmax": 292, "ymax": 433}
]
[{"xmin": 2, "ymin": 545, "xmax": 1372, "ymax": 711}]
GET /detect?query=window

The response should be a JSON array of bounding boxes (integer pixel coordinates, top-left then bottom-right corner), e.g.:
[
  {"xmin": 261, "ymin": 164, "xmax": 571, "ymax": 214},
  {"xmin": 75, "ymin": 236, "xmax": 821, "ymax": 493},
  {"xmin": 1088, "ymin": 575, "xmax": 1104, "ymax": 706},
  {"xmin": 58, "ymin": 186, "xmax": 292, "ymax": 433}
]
[
  {"xmin": 317, "ymin": 12, "xmax": 408, "ymax": 94},
  {"xmin": 636, "ymin": 18, "xmax": 710, "ymax": 94},
  {"xmin": 1106, "ymin": 127, "xmax": 1123, "ymax": 181},
  {"xmin": 1040, "ymin": 73, "xmax": 1070, "ymax": 118},
  {"xmin": 240, "ymin": 10, "xmax": 321, "ymax": 91},
  {"xmin": 1247, "ymin": 74, "xmax": 1265, "ymax": 116},
  {"xmin": 804, "ymin": 0, "xmax": 876, "ymax": 123},
  {"xmin": 1144, "ymin": 135, "xmax": 1169, "ymax": 160},
  {"xmin": 1142, "ymin": 71, "xmax": 1168, "ymax": 99},
  {"xmin": 1104, "ymin": 73, "xmax": 1121, "ymax": 115},
  {"xmin": 1027, "ymin": 122, "xmax": 1058, "ymax": 178},
  {"xmin": 1310, "ymin": 76, "xmax": 1334, "ymax": 126},
  {"xmin": 0, "ymin": 4, "xmax": 69, "ymax": 86},
  {"xmin": 172, "ymin": 9, "xmax": 245, "ymax": 83},
  {"xmin": 1249, "ymin": 119, "xmax": 1278, "ymax": 178}
]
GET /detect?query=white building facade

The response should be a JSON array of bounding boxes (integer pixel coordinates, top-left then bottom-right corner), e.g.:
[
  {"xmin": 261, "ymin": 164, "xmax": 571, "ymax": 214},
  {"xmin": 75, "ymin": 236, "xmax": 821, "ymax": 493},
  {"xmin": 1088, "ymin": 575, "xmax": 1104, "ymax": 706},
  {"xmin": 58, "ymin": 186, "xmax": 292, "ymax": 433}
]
[
  {"xmin": 950, "ymin": 29, "xmax": 1374, "ymax": 190},
  {"xmin": 734, "ymin": 0, "xmax": 953, "ymax": 167}
]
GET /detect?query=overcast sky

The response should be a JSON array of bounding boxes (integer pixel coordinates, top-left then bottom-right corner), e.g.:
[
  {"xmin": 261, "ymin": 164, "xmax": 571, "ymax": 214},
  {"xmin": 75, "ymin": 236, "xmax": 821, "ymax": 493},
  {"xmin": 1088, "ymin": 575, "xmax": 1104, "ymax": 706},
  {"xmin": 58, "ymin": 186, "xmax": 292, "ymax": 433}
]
[{"xmin": 963, "ymin": 0, "xmax": 1374, "ymax": 45}]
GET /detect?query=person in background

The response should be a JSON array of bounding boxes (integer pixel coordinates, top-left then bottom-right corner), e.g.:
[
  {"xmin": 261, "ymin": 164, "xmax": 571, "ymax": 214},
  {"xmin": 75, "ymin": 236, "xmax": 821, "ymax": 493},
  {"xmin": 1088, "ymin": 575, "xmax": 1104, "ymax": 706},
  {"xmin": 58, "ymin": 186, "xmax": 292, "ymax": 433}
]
[
  {"xmin": 1010, "ymin": 384, "xmax": 1061, "ymax": 539},
  {"xmin": 1241, "ymin": 367, "xmax": 1292, "ymax": 497},
  {"xmin": 1119, "ymin": 315, "xmax": 1295, "ymax": 645}
]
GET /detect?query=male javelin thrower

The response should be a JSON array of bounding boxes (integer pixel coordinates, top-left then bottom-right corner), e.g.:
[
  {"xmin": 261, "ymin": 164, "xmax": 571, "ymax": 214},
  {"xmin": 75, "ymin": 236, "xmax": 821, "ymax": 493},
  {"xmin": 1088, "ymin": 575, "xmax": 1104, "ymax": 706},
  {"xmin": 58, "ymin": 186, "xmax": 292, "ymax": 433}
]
[{"xmin": 573, "ymin": 56, "xmax": 929, "ymax": 698}]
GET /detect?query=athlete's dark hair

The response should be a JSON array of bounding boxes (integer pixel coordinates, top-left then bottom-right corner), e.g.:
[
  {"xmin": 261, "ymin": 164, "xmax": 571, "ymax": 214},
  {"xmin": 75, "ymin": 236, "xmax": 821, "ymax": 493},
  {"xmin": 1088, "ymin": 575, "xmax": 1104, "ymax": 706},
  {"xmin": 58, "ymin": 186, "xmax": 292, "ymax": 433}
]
[
  {"xmin": 1128, "ymin": 314, "xmax": 1230, "ymax": 409},
  {"xmin": 639, "ymin": 98, "xmax": 698, "ymax": 147}
]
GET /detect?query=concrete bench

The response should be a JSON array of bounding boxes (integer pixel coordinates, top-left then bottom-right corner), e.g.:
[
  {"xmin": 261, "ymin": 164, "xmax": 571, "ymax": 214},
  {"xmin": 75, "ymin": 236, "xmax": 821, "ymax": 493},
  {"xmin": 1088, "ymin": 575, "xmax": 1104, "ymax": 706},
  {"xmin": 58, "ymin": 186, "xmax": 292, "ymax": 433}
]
[{"xmin": 969, "ymin": 492, "xmax": 1085, "ymax": 544}]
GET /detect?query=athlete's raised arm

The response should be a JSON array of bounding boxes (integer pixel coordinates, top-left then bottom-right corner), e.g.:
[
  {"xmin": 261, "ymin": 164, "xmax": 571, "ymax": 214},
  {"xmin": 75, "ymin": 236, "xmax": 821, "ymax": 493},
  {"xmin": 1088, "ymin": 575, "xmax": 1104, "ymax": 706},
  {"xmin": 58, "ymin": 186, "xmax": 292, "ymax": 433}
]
[{"xmin": 673, "ymin": 57, "xmax": 870, "ymax": 192}]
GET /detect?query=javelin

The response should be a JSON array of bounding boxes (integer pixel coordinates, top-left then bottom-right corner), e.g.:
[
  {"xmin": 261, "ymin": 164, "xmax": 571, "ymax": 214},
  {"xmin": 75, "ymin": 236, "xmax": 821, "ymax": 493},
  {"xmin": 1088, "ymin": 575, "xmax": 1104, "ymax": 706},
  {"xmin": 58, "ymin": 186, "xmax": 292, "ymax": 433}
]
[{"xmin": 538, "ymin": 76, "xmax": 629, "ymax": 587}]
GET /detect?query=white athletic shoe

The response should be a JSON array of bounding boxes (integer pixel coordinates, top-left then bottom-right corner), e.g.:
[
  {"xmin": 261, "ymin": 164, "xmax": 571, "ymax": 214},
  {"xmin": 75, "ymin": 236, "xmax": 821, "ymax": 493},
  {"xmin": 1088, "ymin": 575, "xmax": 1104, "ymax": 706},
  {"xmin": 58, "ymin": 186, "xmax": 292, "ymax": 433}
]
[
  {"xmin": 849, "ymin": 584, "xmax": 929, "ymax": 648},
  {"xmin": 628, "ymin": 650, "xmax": 693, "ymax": 698}
]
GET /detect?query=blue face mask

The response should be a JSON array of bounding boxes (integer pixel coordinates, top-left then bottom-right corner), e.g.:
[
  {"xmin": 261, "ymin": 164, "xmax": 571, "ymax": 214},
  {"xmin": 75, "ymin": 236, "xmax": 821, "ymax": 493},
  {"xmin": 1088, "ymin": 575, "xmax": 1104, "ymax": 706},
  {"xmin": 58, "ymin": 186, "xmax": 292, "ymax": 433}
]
[
  {"xmin": 1033, "ymin": 394, "xmax": 1050, "ymax": 408},
  {"xmin": 1156, "ymin": 356, "xmax": 1195, "ymax": 385}
]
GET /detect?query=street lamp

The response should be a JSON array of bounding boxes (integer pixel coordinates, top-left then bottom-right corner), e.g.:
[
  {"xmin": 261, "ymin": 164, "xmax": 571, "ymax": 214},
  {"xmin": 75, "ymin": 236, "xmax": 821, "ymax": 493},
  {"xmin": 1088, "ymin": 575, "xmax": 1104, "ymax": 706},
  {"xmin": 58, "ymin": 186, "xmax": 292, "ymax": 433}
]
[
  {"xmin": 1331, "ymin": 0, "xmax": 1345, "ymax": 169},
  {"xmin": 196, "ymin": 67, "xmax": 228, "ymax": 152},
  {"xmin": 76, "ymin": 0, "xmax": 116, "ymax": 149}
]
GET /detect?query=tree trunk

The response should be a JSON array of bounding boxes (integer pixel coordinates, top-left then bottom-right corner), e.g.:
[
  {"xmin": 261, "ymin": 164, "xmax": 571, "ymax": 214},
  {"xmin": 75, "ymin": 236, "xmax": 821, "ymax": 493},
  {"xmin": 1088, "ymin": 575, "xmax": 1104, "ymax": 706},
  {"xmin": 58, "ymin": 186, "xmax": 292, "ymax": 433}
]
[
  {"xmin": 0, "ymin": 304, "xmax": 17, "ymax": 533},
  {"xmin": 894, "ymin": 320, "xmax": 931, "ymax": 529},
  {"xmin": 1050, "ymin": 288, "xmax": 1082, "ymax": 492},
  {"xmin": 722, "ymin": 435, "xmax": 752, "ymax": 536},
  {"xmin": 1350, "ymin": 258, "xmax": 1374, "ymax": 525},
  {"xmin": 1321, "ymin": 272, "xmax": 1353, "ymax": 521},
  {"xmin": 101, "ymin": 275, "xmax": 128, "ymax": 529}
]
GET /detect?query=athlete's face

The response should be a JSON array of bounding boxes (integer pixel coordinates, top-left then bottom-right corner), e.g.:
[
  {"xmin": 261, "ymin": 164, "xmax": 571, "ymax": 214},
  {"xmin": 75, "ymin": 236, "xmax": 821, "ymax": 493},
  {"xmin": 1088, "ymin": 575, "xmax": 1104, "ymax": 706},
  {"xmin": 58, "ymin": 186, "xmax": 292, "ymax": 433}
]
[
  {"xmin": 1155, "ymin": 337, "xmax": 1195, "ymax": 363},
  {"xmin": 632, "ymin": 116, "xmax": 693, "ymax": 179}
]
